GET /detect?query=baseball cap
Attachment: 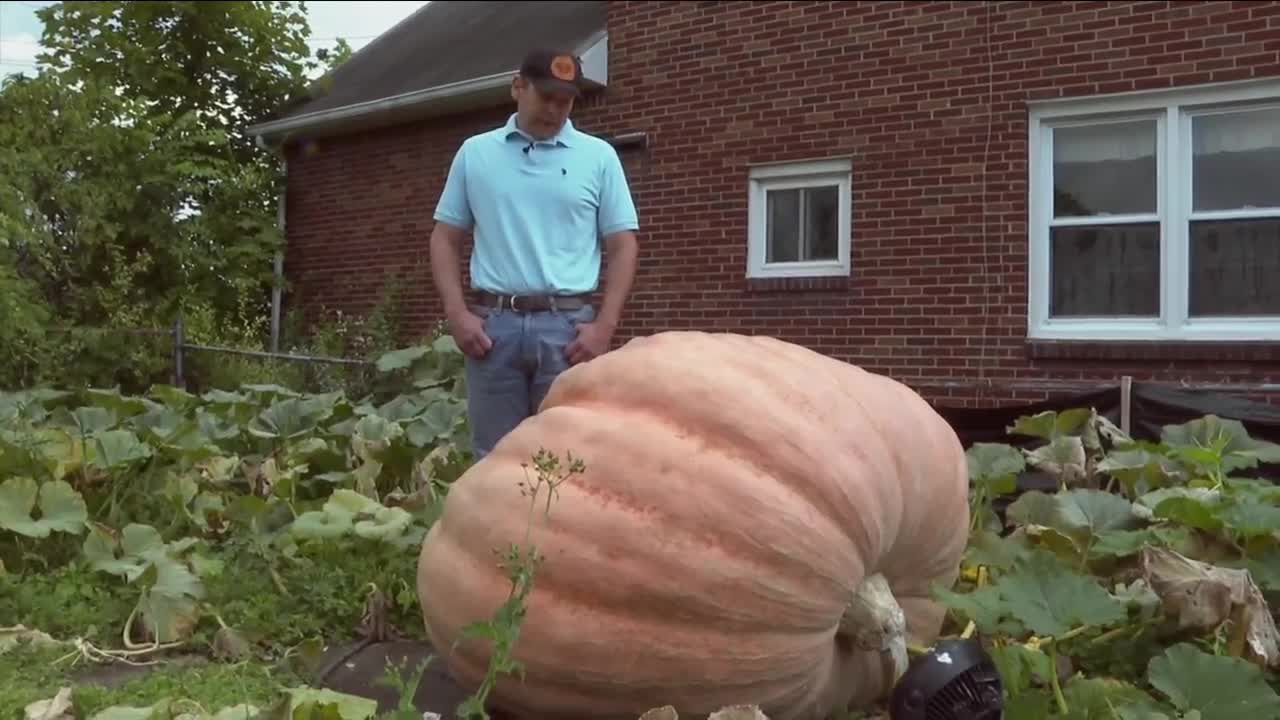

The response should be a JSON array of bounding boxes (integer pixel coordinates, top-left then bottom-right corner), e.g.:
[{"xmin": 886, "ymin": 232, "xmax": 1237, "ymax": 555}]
[{"xmin": 519, "ymin": 47, "xmax": 584, "ymax": 97}]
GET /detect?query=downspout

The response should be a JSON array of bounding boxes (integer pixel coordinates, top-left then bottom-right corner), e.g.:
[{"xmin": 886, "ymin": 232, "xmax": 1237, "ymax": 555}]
[
  {"xmin": 272, "ymin": 166, "xmax": 285, "ymax": 354},
  {"xmin": 255, "ymin": 133, "xmax": 286, "ymax": 354}
]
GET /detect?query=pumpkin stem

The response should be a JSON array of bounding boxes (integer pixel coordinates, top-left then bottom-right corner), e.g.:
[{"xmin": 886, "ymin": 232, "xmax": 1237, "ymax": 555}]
[{"xmin": 838, "ymin": 573, "xmax": 909, "ymax": 689}]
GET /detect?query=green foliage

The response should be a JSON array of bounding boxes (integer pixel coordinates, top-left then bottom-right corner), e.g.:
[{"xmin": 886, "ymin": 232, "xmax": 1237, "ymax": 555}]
[
  {"xmin": 0, "ymin": 1, "xmax": 358, "ymax": 392},
  {"xmin": 0, "ymin": 339, "xmax": 466, "ymax": 627},
  {"xmin": 941, "ymin": 408, "xmax": 1280, "ymax": 718},
  {"xmin": 34, "ymin": 1, "xmax": 318, "ymax": 160},
  {"xmin": 0, "ymin": 335, "xmax": 595, "ymax": 719}
]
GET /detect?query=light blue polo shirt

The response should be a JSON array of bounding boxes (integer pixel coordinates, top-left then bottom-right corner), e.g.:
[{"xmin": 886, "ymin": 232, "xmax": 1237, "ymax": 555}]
[{"xmin": 433, "ymin": 114, "xmax": 639, "ymax": 296}]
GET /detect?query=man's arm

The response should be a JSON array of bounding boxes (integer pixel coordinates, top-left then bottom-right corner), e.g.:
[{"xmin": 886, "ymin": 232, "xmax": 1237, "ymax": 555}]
[
  {"xmin": 430, "ymin": 220, "xmax": 471, "ymax": 320},
  {"xmin": 595, "ymin": 230, "xmax": 638, "ymax": 332},
  {"xmin": 430, "ymin": 141, "xmax": 492, "ymax": 358},
  {"xmin": 595, "ymin": 147, "xmax": 641, "ymax": 332},
  {"xmin": 431, "ymin": 143, "xmax": 476, "ymax": 316}
]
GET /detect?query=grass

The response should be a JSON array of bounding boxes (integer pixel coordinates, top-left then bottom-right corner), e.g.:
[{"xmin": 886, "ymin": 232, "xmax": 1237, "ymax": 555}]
[{"xmin": 0, "ymin": 642, "xmax": 295, "ymax": 717}]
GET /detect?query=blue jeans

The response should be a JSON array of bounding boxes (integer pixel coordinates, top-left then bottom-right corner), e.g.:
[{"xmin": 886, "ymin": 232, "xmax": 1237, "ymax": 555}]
[{"xmin": 464, "ymin": 302, "xmax": 597, "ymax": 459}]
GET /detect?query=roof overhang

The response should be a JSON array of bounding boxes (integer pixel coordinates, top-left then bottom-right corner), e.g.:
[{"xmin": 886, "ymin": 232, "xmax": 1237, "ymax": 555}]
[{"xmin": 248, "ymin": 32, "xmax": 609, "ymax": 148}]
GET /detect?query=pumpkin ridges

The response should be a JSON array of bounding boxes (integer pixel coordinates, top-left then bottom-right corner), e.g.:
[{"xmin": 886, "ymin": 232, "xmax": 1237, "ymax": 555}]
[
  {"xmin": 526, "ymin": 403, "xmax": 863, "ymax": 592},
  {"xmin": 420, "ymin": 411, "xmax": 868, "ymax": 716},
  {"xmin": 435, "ymin": 596, "xmax": 858, "ymax": 720},
  {"xmin": 426, "ymin": 406, "xmax": 861, "ymax": 632},
  {"xmin": 419, "ymin": 332, "xmax": 971, "ymax": 720},
  {"xmin": 424, "ymin": 539, "xmax": 851, "ymax": 716},
  {"xmin": 538, "ymin": 337, "xmax": 904, "ymax": 570},
  {"xmin": 849, "ymin": 374, "xmax": 970, "ymax": 606}
]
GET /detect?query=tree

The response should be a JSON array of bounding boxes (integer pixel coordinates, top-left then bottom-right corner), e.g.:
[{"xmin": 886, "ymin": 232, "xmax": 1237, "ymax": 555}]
[
  {"xmin": 34, "ymin": 1, "xmax": 319, "ymax": 162},
  {"xmin": 0, "ymin": 1, "xmax": 344, "ymax": 390}
]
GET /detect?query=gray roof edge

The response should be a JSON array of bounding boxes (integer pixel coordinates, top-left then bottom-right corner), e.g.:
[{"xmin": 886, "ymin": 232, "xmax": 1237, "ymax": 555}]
[
  {"xmin": 249, "ymin": 30, "xmax": 610, "ymax": 143},
  {"xmin": 247, "ymin": 69, "xmax": 517, "ymax": 141}
]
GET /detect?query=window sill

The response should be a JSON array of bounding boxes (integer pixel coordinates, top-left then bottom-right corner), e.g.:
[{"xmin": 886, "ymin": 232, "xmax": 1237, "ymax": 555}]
[
  {"xmin": 743, "ymin": 276, "xmax": 849, "ymax": 293},
  {"xmin": 1027, "ymin": 339, "xmax": 1280, "ymax": 363}
]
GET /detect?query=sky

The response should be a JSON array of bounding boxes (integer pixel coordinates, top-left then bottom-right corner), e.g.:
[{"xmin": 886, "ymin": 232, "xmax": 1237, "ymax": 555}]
[{"xmin": 0, "ymin": 0, "xmax": 429, "ymax": 79}]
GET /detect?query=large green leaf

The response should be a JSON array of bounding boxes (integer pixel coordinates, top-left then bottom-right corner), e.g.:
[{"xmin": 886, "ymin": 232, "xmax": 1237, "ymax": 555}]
[
  {"xmin": 406, "ymin": 399, "xmax": 467, "ymax": 448},
  {"xmin": 966, "ymin": 442, "xmax": 1025, "ymax": 495},
  {"xmin": 292, "ymin": 509, "xmax": 353, "ymax": 540},
  {"xmin": 1006, "ymin": 489, "xmax": 1141, "ymax": 544},
  {"xmin": 1146, "ymin": 643, "xmax": 1280, "ymax": 720},
  {"xmin": 0, "ymin": 477, "xmax": 86, "ymax": 538},
  {"xmin": 1008, "ymin": 409, "xmax": 1093, "ymax": 440},
  {"xmin": 83, "ymin": 522, "xmax": 165, "ymax": 581},
  {"xmin": 278, "ymin": 687, "xmax": 378, "ymax": 719},
  {"xmin": 376, "ymin": 345, "xmax": 431, "ymax": 372},
  {"xmin": 985, "ymin": 549, "xmax": 1128, "ymax": 637},
  {"xmin": 88, "ymin": 429, "xmax": 153, "ymax": 470},
  {"xmin": 0, "ymin": 476, "xmax": 40, "ymax": 537},
  {"xmin": 1162, "ymin": 415, "xmax": 1280, "ymax": 473},
  {"xmin": 352, "ymin": 505, "xmax": 413, "ymax": 542},
  {"xmin": 247, "ymin": 396, "xmax": 334, "ymax": 440},
  {"xmin": 70, "ymin": 405, "xmax": 118, "ymax": 435}
]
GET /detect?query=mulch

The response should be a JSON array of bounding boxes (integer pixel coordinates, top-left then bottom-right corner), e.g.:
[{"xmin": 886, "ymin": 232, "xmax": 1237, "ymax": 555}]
[{"xmin": 315, "ymin": 637, "xmax": 500, "ymax": 716}]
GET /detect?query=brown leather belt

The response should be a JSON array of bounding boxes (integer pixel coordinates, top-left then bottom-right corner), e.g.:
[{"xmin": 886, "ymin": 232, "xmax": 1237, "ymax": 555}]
[{"xmin": 473, "ymin": 291, "xmax": 589, "ymax": 312}]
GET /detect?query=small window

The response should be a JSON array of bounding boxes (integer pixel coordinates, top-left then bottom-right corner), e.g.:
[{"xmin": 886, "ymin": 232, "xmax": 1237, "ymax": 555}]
[{"xmin": 747, "ymin": 158, "xmax": 852, "ymax": 279}]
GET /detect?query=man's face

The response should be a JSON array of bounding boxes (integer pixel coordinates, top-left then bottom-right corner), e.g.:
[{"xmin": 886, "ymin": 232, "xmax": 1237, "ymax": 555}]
[{"xmin": 513, "ymin": 76, "xmax": 575, "ymax": 139}]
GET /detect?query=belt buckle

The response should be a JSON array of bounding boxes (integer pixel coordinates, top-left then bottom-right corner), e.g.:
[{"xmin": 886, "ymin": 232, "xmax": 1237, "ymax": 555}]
[{"xmin": 506, "ymin": 294, "xmax": 523, "ymax": 312}]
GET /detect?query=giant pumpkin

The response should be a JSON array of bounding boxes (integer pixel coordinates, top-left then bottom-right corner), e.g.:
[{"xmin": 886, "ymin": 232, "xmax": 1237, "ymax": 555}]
[{"xmin": 416, "ymin": 331, "xmax": 970, "ymax": 720}]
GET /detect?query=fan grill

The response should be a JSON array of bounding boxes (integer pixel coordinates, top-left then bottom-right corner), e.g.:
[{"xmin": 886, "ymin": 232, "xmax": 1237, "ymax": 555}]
[
  {"xmin": 922, "ymin": 661, "xmax": 1003, "ymax": 720},
  {"xmin": 888, "ymin": 638, "xmax": 1005, "ymax": 720}
]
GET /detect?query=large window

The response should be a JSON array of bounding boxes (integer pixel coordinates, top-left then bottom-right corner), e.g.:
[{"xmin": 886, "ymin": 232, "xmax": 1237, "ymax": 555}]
[
  {"xmin": 746, "ymin": 158, "xmax": 852, "ymax": 279},
  {"xmin": 1028, "ymin": 80, "xmax": 1280, "ymax": 341}
]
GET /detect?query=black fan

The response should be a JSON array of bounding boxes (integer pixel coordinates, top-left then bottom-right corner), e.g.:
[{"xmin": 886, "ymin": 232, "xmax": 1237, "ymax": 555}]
[{"xmin": 888, "ymin": 637, "xmax": 1004, "ymax": 720}]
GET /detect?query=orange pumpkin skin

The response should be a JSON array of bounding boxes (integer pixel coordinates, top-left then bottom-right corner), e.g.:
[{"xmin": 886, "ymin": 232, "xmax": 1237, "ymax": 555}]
[{"xmin": 416, "ymin": 331, "xmax": 970, "ymax": 720}]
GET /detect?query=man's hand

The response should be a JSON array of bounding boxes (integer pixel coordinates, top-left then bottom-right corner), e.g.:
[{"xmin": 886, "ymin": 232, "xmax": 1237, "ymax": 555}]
[
  {"xmin": 448, "ymin": 309, "xmax": 493, "ymax": 359},
  {"xmin": 565, "ymin": 320, "xmax": 613, "ymax": 365}
]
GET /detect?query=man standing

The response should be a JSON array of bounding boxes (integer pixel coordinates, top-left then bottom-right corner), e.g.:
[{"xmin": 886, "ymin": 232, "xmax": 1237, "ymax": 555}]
[{"xmin": 428, "ymin": 47, "xmax": 640, "ymax": 459}]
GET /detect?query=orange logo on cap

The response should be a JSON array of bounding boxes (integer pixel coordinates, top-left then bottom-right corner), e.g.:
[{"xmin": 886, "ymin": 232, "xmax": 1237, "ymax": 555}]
[{"xmin": 550, "ymin": 55, "xmax": 577, "ymax": 81}]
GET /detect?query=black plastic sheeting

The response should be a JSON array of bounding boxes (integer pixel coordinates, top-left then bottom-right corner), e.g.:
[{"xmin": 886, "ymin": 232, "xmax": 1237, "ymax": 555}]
[
  {"xmin": 937, "ymin": 387, "xmax": 1123, "ymax": 450},
  {"xmin": 933, "ymin": 381, "xmax": 1280, "ymax": 484}
]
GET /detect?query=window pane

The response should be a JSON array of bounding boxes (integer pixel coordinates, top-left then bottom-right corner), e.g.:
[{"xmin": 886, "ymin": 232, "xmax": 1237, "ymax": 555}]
[
  {"xmin": 1053, "ymin": 121, "xmax": 1157, "ymax": 217},
  {"xmin": 766, "ymin": 188, "xmax": 800, "ymax": 263},
  {"xmin": 804, "ymin": 186, "xmax": 840, "ymax": 261},
  {"xmin": 1050, "ymin": 224, "xmax": 1161, "ymax": 317},
  {"xmin": 1189, "ymin": 218, "xmax": 1280, "ymax": 316},
  {"xmin": 1193, "ymin": 108, "xmax": 1280, "ymax": 212}
]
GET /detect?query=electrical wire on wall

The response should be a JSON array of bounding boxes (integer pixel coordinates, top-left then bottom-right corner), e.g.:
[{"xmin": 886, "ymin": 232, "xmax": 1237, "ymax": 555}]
[{"xmin": 974, "ymin": 1, "xmax": 998, "ymax": 405}]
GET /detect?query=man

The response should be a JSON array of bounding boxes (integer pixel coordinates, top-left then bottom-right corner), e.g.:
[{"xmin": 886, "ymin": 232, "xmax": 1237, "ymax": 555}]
[{"xmin": 428, "ymin": 47, "xmax": 640, "ymax": 459}]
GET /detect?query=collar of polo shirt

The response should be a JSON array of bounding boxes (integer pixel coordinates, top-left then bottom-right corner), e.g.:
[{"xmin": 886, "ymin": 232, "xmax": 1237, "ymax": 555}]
[{"xmin": 503, "ymin": 113, "xmax": 577, "ymax": 149}]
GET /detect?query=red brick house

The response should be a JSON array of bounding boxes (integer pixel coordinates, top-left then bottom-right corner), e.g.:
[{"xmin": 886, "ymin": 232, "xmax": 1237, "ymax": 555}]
[{"xmin": 248, "ymin": 0, "xmax": 1280, "ymax": 417}]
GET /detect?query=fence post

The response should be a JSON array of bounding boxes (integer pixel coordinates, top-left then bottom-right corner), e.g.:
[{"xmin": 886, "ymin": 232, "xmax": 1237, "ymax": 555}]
[
  {"xmin": 173, "ymin": 314, "xmax": 185, "ymax": 388},
  {"xmin": 1120, "ymin": 375, "xmax": 1133, "ymax": 435}
]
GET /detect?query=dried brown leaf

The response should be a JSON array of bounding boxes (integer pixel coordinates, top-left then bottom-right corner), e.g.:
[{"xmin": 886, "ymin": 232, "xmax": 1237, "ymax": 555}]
[{"xmin": 1140, "ymin": 546, "xmax": 1280, "ymax": 669}]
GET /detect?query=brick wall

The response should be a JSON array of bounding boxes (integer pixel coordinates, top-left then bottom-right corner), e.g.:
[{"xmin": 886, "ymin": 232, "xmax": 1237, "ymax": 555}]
[{"xmin": 282, "ymin": 0, "xmax": 1280, "ymax": 408}]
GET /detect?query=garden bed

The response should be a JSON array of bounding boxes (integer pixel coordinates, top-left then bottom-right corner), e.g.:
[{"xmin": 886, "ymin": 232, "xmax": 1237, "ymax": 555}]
[{"xmin": 6, "ymin": 338, "xmax": 1280, "ymax": 719}]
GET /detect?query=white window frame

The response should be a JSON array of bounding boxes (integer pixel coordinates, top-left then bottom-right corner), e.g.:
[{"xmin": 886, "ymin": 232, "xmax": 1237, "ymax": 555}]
[
  {"xmin": 1027, "ymin": 78, "xmax": 1280, "ymax": 342},
  {"xmin": 746, "ymin": 157, "xmax": 852, "ymax": 279}
]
